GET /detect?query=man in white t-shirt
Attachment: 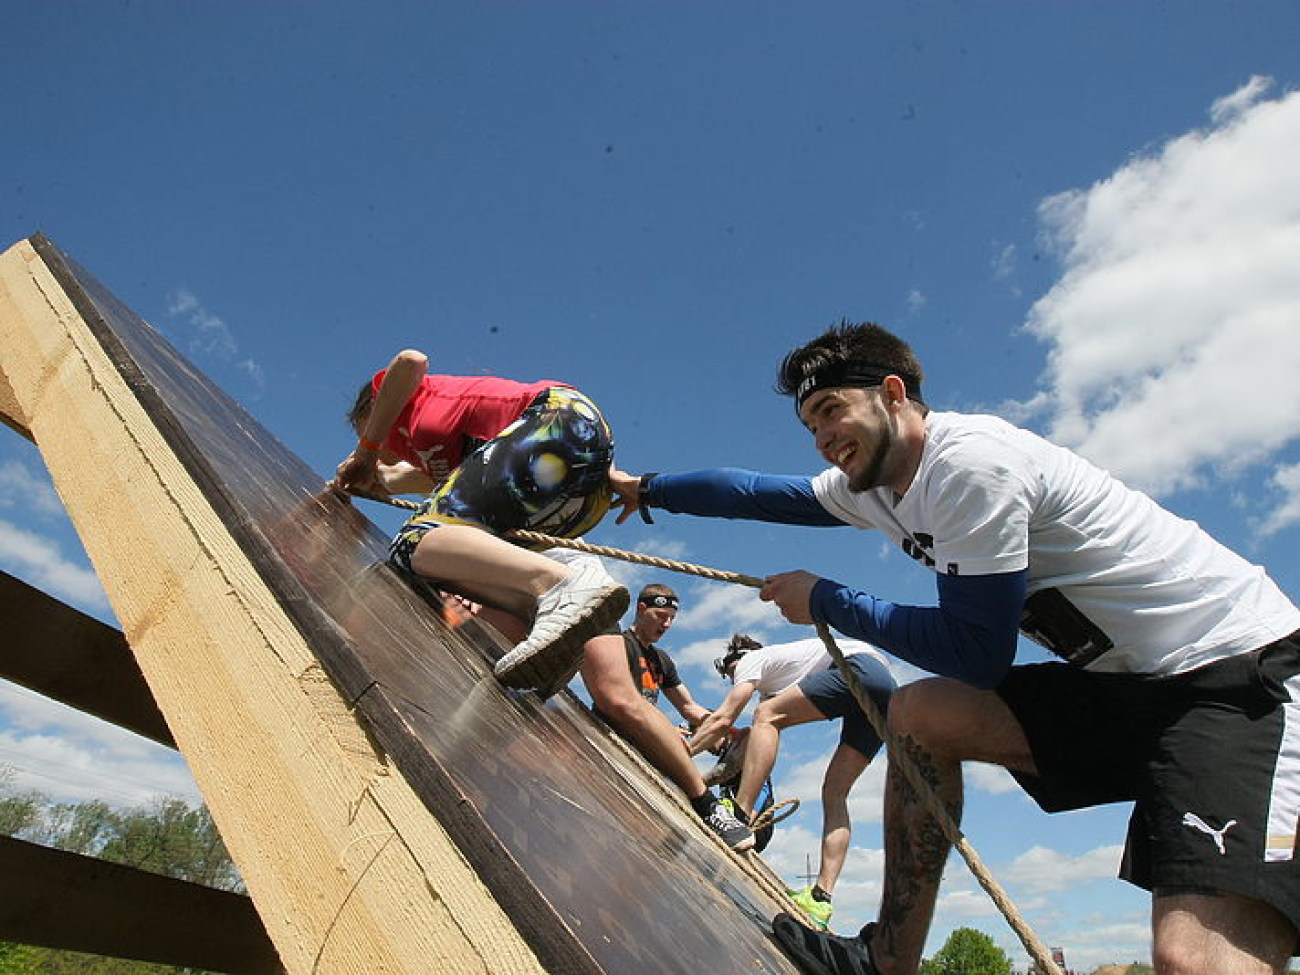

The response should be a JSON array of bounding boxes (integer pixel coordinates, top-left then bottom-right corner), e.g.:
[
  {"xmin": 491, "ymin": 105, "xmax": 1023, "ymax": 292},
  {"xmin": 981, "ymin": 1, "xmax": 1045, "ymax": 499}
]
[
  {"xmin": 689, "ymin": 634, "xmax": 896, "ymax": 930},
  {"xmin": 609, "ymin": 322, "xmax": 1300, "ymax": 975}
]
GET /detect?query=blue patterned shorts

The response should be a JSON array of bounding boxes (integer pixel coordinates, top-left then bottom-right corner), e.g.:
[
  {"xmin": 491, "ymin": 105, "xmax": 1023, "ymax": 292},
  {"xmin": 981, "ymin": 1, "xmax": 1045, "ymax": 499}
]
[{"xmin": 389, "ymin": 386, "xmax": 613, "ymax": 573}]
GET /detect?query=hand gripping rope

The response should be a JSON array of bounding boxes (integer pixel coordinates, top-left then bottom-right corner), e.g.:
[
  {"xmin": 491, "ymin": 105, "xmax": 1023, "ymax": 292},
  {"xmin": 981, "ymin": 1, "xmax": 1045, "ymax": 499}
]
[{"xmin": 347, "ymin": 490, "xmax": 1063, "ymax": 975}]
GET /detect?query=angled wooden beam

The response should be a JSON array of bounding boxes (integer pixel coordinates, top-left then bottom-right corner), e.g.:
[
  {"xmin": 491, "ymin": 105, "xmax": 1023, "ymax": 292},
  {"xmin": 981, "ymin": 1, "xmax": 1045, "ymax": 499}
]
[
  {"xmin": 0, "ymin": 570, "xmax": 175, "ymax": 749},
  {"xmin": 0, "ymin": 835, "xmax": 280, "ymax": 973},
  {"xmin": 0, "ymin": 360, "xmax": 33, "ymax": 441}
]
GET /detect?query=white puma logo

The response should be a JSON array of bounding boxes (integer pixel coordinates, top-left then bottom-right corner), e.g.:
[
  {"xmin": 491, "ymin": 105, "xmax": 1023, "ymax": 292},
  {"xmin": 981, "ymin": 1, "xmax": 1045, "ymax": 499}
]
[{"xmin": 1182, "ymin": 812, "xmax": 1238, "ymax": 855}]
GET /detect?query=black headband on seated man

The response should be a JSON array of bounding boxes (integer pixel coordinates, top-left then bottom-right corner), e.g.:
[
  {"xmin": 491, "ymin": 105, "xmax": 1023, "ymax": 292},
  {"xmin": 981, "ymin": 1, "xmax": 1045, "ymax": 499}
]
[
  {"xmin": 640, "ymin": 593, "xmax": 679, "ymax": 610},
  {"xmin": 794, "ymin": 363, "xmax": 925, "ymax": 412}
]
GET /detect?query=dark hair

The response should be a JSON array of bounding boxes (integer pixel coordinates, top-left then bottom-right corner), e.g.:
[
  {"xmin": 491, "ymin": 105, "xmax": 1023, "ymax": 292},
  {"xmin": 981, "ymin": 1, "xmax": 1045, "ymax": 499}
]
[
  {"xmin": 347, "ymin": 380, "xmax": 374, "ymax": 433},
  {"xmin": 713, "ymin": 633, "xmax": 763, "ymax": 678},
  {"xmin": 776, "ymin": 321, "xmax": 927, "ymax": 409}
]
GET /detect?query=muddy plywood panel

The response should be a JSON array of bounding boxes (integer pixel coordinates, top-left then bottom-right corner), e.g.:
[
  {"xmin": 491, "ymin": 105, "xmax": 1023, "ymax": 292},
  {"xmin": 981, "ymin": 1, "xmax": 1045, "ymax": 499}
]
[{"xmin": 0, "ymin": 235, "xmax": 800, "ymax": 973}]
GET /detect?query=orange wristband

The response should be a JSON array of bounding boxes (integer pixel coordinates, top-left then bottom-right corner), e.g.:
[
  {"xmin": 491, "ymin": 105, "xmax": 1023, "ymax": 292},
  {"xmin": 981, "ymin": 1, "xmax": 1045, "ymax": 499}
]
[{"xmin": 358, "ymin": 436, "xmax": 382, "ymax": 452}]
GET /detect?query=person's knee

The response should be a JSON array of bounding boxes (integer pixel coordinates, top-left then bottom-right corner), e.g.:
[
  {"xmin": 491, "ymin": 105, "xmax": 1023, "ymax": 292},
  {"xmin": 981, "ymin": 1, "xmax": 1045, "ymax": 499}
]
[
  {"xmin": 752, "ymin": 699, "xmax": 783, "ymax": 730},
  {"xmin": 886, "ymin": 679, "xmax": 976, "ymax": 754},
  {"xmin": 1150, "ymin": 937, "xmax": 1199, "ymax": 975},
  {"xmin": 820, "ymin": 780, "xmax": 849, "ymax": 813},
  {"xmin": 887, "ymin": 681, "xmax": 937, "ymax": 736},
  {"xmin": 1153, "ymin": 891, "xmax": 1297, "ymax": 975},
  {"xmin": 588, "ymin": 681, "xmax": 647, "ymax": 728}
]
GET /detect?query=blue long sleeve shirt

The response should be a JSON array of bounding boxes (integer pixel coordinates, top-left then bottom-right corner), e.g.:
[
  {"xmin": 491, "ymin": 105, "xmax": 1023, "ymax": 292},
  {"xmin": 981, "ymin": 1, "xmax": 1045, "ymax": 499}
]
[{"xmin": 645, "ymin": 469, "xmax": 1026, "ymax": 687}]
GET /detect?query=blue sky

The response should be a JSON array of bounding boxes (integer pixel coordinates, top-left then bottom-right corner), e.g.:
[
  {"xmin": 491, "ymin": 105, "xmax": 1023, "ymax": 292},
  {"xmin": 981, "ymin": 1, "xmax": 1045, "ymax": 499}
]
[{"xmin": 4, "ymin": 4, "xmax": 1300, "ymax": 970}]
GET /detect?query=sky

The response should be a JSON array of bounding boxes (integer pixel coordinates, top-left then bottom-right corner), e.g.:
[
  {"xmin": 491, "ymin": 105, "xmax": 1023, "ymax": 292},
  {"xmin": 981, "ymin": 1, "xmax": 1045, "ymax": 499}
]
[{"xmin": 3, "ymin": 3, "xmax": 1300, "ymax": 971}]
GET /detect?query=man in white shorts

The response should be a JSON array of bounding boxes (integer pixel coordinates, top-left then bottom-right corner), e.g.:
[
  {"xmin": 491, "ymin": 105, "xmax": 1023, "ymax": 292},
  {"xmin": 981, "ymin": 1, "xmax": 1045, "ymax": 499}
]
[
  {"xmin": 690, "ymin": 634, "xmax": 896, "ymax": 929},
  {"xmin": 609, "ymin": 321, "xmax": 1300, "ymax": 975}
]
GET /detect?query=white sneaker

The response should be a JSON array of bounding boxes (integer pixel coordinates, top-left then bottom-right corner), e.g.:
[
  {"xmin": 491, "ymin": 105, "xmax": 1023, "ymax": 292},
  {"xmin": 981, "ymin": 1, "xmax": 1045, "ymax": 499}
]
[{"xmin": 493, "ymin": 562, "xmax": 629, "ymax": 693}]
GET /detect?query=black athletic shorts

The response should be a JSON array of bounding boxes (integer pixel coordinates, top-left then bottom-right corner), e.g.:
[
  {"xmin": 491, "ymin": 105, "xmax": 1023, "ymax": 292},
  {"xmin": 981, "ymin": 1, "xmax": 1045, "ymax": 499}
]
[{"xmin": 998, "ymin": 631, "xmax": 1300, "ymax": 938}]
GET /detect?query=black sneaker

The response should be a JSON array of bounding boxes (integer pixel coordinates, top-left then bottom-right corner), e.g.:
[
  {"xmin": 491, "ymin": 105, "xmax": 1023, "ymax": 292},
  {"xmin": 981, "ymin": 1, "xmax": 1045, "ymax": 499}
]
[
  {"xmin": 772, "ymin": 914, "xmax": 878, "ymax": 975},
  {"xmin": 703, "ymin": 798, "xmax": 756, "ymax": 851}
]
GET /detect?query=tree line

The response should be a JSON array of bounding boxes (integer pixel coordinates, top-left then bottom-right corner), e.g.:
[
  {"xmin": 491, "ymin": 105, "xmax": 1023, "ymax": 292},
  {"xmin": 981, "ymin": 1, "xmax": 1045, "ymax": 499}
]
[{"xmin": 0, "ymin": 767, "xmax": 241, "ymax": 974}]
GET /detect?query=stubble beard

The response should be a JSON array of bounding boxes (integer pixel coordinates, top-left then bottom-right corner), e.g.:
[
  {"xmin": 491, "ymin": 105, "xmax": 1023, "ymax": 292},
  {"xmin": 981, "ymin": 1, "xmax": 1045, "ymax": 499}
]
[{"xmin": 846, "ymin": 409, "xmax": 895, "ymax": 493}]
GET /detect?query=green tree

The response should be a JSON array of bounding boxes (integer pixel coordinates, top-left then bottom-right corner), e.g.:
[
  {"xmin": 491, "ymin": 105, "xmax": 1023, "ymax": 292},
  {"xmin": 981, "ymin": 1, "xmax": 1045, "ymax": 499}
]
[
  {"xmin": 921, "ymin": 927, "xmax": 1012, "ymax": 975},
  {"xmin": 0, "ymin": 791, "xmax": 42, "ymax": 837},
  {"xmin": 102, "ymin": 798, "xmax": 240, "ymax": 891},
  {"xmin": 48, "ymin": 800, "xmax": 119, "ymax": 856},
  {"xmin": 0, "ymin": 781, "xmax": 242, "ymax": 971}
]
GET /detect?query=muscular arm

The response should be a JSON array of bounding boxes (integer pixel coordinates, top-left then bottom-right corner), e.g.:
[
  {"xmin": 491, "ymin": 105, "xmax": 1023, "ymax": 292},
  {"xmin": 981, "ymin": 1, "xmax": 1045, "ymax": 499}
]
[
  {"xmin": 811, "ymin": 571, "xmax": 1027, "ymax": 689},
  {"xmin": 688, "ymin": 681, "xmax": 757, "ymax": 756},
  {"xmin": 662, "ymin": 683, "xmax": 710, "ymax": 730}
]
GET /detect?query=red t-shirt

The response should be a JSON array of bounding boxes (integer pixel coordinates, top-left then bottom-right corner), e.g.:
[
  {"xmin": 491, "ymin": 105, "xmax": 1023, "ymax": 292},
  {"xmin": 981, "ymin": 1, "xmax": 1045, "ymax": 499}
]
[{"xmin": 373, "ymin": 372, "xmax": 566, "ymax": 480}]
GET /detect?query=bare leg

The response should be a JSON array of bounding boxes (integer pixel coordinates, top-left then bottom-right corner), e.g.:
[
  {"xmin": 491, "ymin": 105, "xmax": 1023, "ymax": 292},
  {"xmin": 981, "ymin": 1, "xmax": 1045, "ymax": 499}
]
[
  {"xmin": 817, "ymin": 743, "xmax": 871, "ymax": 894},
  {"xmin": 410, "ymin": 524, "xmax": 567, "ymax": 619},
  {"xmin": 869, "ymin": 679, "xmax": 1034, "ymax": 975},
  {"xmin": 737, "ymin": 688, "xmax": 827, "ymax": 814},
  {"xmin": 871, "ymin": 735, "xmax": 961, "ymax": 974},
  {"xmin": 581, "ymin": 633, "xmax": 708, "ymax": 799},
  {"xmin": 1152, "ymin": 891, "xmax": 1296, "ymax": 975}
]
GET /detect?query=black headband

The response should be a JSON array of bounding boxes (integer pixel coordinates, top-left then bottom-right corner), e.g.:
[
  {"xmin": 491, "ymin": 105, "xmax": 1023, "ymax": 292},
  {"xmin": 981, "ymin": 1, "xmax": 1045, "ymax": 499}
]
[
  {"xmin": 640, "ymin": 594, "xmax": 678, "ymax": 610},
  {"xmin": 794, "ymin": 363, "xmax": 924, "ymax": 411}
]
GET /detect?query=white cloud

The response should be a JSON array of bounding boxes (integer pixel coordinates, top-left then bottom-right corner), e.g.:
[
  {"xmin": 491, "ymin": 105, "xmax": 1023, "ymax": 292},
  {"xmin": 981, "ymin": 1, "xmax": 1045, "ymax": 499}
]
[
  {"xmin": 992, "ymin": 241, "xmax": 1019, "ymax": 290},
  {"xmin": 0, "ymin": 518, "xmax": 108, "ymax": 611},
  {"xmin": 1004, "ymin": 843, "xmax": 1124, "ymax": 894},
  {"xmin": 0, "ymin": 681, "xmax": 199, "ymax": 807},
  {"xmin": 167, "ymin": 288, "xmax": 236, "ymax": 358},
  {"xmin": 1021, "ymin": 78, "xmax": 1300, "ymax": 524},
  {"xmin": 964, "ymin": 760, "xmax": 1022, "ymax": 796},
  {"xmin": 673, "ymin": 636, "xmax": 736, "ymax": 673},
  {"xmin": 166, "ymin": 288, "xmax": 264, "ymax": 392},
  {"xmin": 595, "ymin": 533, "xmax": 696, "ymax": 598},
  {"xmin": 0, "ymin": 459, "xmax": 63, "ymax": 518},
  {"xmin": 1046, "ymin": 916, "xmax": 1152, "ymax": 974},
  {"xmin": 1258, "ymin": 462, "xmax": 1300, "ymax": 536},
  {"xmin": 673, "ymin": 582, "xmax": 785, "ymax": 633}
]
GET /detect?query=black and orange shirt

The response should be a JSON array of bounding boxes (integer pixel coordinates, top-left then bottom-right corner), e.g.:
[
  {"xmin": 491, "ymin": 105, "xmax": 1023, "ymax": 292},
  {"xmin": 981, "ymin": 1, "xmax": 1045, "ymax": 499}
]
[{"xmin": 621, "ymin": 630, "xmax": 682, "ymax": 706}]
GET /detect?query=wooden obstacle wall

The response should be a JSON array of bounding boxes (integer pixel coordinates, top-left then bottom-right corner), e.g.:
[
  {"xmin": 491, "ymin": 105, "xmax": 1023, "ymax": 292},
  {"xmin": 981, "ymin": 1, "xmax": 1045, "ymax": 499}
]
[{"xmin": 0, "ymin": 234, "xmax": 800, "ymax": 973}]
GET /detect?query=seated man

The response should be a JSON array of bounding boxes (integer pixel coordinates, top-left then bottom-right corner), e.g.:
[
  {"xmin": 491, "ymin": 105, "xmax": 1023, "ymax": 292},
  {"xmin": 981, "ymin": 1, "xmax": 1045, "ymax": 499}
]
[
  {"xmin": 614, "ymin": 583, "xmax": 711, "ymax": 730},
  {"xmin": 690, "ymin": 633, "xmax": 896, "ymax": 929},
  {"xmin": 576, "ymin": 581, "xmax": 752, "ymax": 851}
]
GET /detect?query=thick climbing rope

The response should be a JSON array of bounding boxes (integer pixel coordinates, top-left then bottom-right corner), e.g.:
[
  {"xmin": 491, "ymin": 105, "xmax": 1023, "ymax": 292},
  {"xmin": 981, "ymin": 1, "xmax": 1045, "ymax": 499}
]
[
  {"xmin": 345, "ymin": 489, "xmax": 1062, "ymax": 975},
  {"xmin": 750, "ymin": 797, "xmax": 801, "ymax": 833}
]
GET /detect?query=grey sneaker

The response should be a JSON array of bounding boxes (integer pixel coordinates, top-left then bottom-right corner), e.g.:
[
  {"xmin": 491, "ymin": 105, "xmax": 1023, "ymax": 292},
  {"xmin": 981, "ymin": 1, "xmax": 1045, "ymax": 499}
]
[
  {"xmin": 493, "ymin": 562, "xmax": 628, "ymax": 692},
  {"xmin": 704, "ymin": 798, "xmax": 756, "ymax": 852}
]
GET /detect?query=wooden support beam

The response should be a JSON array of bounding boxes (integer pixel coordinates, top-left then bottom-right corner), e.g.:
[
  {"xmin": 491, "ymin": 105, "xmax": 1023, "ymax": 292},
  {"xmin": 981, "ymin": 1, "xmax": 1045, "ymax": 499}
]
[
  {"xmin": 0, "ymin": 835, "xmax": 281, "ymax": 973},
  {"xmin": 0, "ymin": 570, "xmax": 176, "ymax": 749}
]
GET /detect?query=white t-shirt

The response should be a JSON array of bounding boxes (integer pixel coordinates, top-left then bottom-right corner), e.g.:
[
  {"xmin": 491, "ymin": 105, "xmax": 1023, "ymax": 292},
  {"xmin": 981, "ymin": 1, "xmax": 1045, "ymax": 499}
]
[
  {"xmin": 732, "ymin": 637, "xmax": 889, "ymax": 699},
  {"xmin": 811, "ymin": 412, "xmax": 1300, "ymax": 675}
]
